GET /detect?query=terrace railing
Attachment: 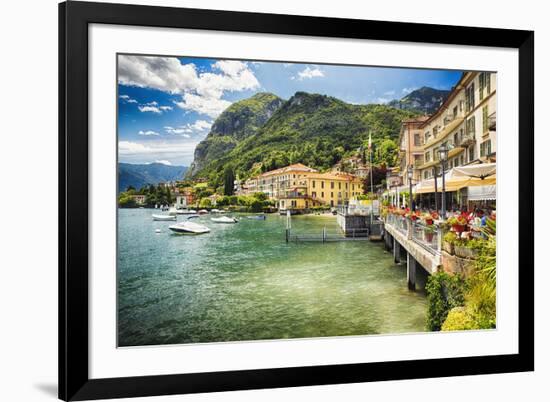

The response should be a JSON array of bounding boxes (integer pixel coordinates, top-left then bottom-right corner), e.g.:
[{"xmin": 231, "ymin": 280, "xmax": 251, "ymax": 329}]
[{"xmin": 384, "ymin": 214, "xmax": 442, "ymax": 255}]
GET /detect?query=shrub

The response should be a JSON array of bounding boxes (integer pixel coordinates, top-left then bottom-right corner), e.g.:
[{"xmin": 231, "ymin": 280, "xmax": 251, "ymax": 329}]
[
  {"xmin": 441, "ymin": 307, "xmax": 476, "ymax": 331},
  {"xmin": 426, "ymin": 272, "xmax": 466, "ymax": 331}
]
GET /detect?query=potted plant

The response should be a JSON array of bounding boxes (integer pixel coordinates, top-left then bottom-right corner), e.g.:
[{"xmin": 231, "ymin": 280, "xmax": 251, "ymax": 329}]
[
  {"xmin": 423, "ymin": 212, "xmax": 434, "ymax": 225},
  {"xmin": 447, "ymin": 215, "xmax": 468, "ymax": 233},
  {"xmin": 443, "ymin": 231, "xmax": 457, "ymax": 254},
  {"xmin": 424, "ymin": 224, "xmax": 436, "ymax": 242}
]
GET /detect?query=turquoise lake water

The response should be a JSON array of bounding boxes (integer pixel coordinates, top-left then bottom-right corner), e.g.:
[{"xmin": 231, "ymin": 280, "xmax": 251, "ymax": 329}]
[{"xmin": 117, "ymin": 209, "xmax": 427, "ymax": 346}]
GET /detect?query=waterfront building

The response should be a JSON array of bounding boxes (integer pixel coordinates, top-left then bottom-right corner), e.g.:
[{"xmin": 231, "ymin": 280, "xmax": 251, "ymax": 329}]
[
  {"xmin": 398, "ymin": 116, "xmax": 429, "ymax": 186},
  {"xmin": 130, "ymin": 194, "xmax": 146, "ymax": 205},
  {"xmin": 175, "ymin": 193, "xmax": 187, "ymax": 209},
  {"xmin": 255, "ymin": 163, "xmax": 319, "ymax": 198},
  {"xmin": 396, "ymin": 71, "xmax": 497, "ymax": 209},
  {"xmin": 278, "ymin": 171, "xmax": 364, "ymax": 210}
]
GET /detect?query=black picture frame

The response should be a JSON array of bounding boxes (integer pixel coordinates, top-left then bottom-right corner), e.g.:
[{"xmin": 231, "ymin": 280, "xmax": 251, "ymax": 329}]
[{"xmin": 59, "ymin": 1, "xmax": 534, "ymax": 400}]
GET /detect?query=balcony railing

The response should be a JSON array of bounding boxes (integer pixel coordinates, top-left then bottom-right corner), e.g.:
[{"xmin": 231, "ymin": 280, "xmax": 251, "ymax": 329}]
[
  {"xmin": 384, "ymin": 214, "xmax": 442, "ymax": 256},
  {"xmin": 459, "ymin": 132, "xmax": 476, "ymax": 147}
]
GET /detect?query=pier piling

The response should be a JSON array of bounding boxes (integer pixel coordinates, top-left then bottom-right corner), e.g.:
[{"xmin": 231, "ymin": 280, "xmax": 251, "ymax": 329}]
[{"xmin": 407, "ymin": 252, "xmax": 417, "ymax": 291}]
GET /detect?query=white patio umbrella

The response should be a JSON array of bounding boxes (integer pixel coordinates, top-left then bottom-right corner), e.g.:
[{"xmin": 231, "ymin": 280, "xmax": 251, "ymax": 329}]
[{"xmin": 450, "ymin": 163, "xmax": 496, "ymax": 179}]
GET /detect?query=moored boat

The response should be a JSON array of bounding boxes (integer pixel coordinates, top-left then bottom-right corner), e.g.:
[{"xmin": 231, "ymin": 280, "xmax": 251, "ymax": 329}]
[
  {"xmin": 168, "ymin": 221, "xmax": 210, "ymax": 234},
  {"xmin": 211, "ymin": 216, "xmax": 238, "ymax": 223},
  {"xmin": 198, "ymin": 209, "xmax": 209, "ymax": 215},
  {"xmin": 247, "ymin": 215, "xmax": 266, "ymax": 220},
  {"xmin": 152, "ymin": 214, "xmax": 177, "ymax": 221}
]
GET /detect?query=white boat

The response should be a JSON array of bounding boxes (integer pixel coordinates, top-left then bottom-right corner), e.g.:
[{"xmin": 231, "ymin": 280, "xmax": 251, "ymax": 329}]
[
  {"xmin": 169, "ymin": 221, "xmax": 210, "ymax": 234},
  {"xmin": 152, "ymin": 214, "xmax": 176, "ymax": 221},
  {"xmin": 211, "ymin": 209, "xmax": 221, "ymax": 213},
  {"xmin": 211, "ymin": 216, "xmax": 238, "ymax": 224},
  {"xmin": 168, "ymin": 207, "xmax": 178, "ymax": 216},
  {"xmin": 198, "ymin": 209, "xmax": 209, "ymax": 215},
  {"xmin": 176, "ymin": 209, "xmax": 196, "ymax": 215},
  {"xmin": 247, "ymin": 215, "xmax": 266, "ymax": 220}
]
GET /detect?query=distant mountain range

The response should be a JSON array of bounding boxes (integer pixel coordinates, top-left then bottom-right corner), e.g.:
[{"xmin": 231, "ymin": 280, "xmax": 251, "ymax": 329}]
[
  {"xmin": 118, "ymin": 162, "xmax": 187, "ymax": 193},
  {"xmin": 387, "ymin": 86, "xmax": 450, "ymax": 114}
]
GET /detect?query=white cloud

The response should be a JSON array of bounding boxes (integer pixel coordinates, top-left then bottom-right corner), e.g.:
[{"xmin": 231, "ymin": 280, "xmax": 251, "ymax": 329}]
[
  {"xmin": 154, "ymin": 160, "xmax": 172, "ymax": 165},
  {"xmin": 138, "ymin": 130, "xmax": 160, "ymax": 136},
  {"xmin": 119, "ymin": 94, "xmax": 138, "ymax": 103},
  {"xmin": 118, "ymin": 140, "xmax": 199, "ymax": 165},
  {"xmin": 138, "ymin": 105, "xmax": 162, "ymax": 114},
  {"xmin": 164, "ymin": 120, "xmax": 213, "ymax": 136},
  {"xmin": 138, "ymin": 103, "xmax": 172, "ymax": 114},
  {"xmin": 296, "ymin": 66, "xmax": 325, "ymax": 80},
  {"xmin": 118, "ymin": 55, "xmax": 260, "ymax": 118},
  {"xmin": 383, "ymin": 90, "xmax": 396, "ymax": 96},
  {"xmin": 402, "ymin": 87, "xmax": 415, "ymax": 94},
  {"xmin": 376, "ymin": 97, "xmax": 391, "ymax": 104},
  {"xmin": 175, "ymin": 94, "xmax": 232, "ymax": 118}
]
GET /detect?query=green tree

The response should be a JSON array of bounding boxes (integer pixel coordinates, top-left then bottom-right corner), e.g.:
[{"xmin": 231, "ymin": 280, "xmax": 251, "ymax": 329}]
[{"xmin": 224, "ymin": 167, "xmax": 235, "ymax": 196}]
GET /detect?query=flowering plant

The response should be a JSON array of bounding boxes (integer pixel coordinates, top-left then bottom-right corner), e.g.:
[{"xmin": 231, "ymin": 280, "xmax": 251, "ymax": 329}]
[{"xmin": 448, "ymin": 215, "xmax": 467, "ymax": 226}]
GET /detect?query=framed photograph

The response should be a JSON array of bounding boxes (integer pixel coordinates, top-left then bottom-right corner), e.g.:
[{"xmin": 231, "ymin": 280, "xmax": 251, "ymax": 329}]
[{"xmin": 59, "ymin": 1, "xmax": 534, "ymax": 400}]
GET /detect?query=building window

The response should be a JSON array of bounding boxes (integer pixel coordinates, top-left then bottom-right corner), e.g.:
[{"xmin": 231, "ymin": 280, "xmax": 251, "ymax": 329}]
[
  {"xmin": 425, "ymin": 131, "xmax": 430, "ymax": 143},
  {"xmin": 331, "ymin": 182, "xmax": 334, "ymax": 189},
  {"xmin": 312, "ymin": 180, "xmax": 316, "ymax": 188},
  {"xmin": 331, "ymin": 192, "xmax": 334, "ymax": 198},
  {"xmin": 352, "ymin": 184, "xmax": 355, "ymax": 191},
  {"xmin": 414, "ymin": 134, "xmax": 421, "ymax": 146},
  {"xmin": 425, "ymin": 151, "xmax": 431, "ymax": 162},
  {"xmin": 345, "ymin": 183, "xmax": 348, "ymax": 189},
  {"xmin": 453, "ymin": 106, "xmax": 458, "ymax": 119},
  {"xmin": 321, "ymin": 192, "xmax": 324, "ymax": 198},
  {"xmin": 480, "ymin": 140, "xmax": 492, "ymax": 157},
  {"xmin": 479, "ymin": 73, "xmax": 486, "ymax": 100},
  {"xmin": 469, "ymin": 145, "xmax": 475, "ymax": 162},
  {"xmin": 424, "ymin": 171, "xmax": 429, "ymax": 179},
  {"xmin": 466, "ymin": 116, "xmax": 476, "ymax": 136},
  {"xmin": 466, "ymin": 83, "xmax": 475, "ymax": 112},
  {"xmin": 321, "ymin": 181, "xmax": 324, "ymax": 189},
  {"xmin": 460, "ymin": 155, "xmax": 464, "ymax": 165},
  {"xmin": 338, "ymin": 182, "xmax": 341, "ymax": 190},
  {"xmin": 482, "ymin": 105, "xmax": 489, "ymax": 133},
  {"xmin": 453, "ymin": 132, "xmax": 459, "ymax": 146},
  {"xmin": 433, "ymin": 126, "xmax": 438, "ymax": 137}
]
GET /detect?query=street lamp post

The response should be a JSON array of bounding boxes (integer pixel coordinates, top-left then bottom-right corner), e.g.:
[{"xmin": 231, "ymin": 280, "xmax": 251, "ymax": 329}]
[
  {"xmin": 438, "ymin": 144, "xmax": 449, "ymax": 219},
  {"xmin": 407, "ymin": 165, "xmax": 414, "ymax": 211},
  {"xmin": 433, "ymin": 166, "xmax": 438, "ymax": 212}
]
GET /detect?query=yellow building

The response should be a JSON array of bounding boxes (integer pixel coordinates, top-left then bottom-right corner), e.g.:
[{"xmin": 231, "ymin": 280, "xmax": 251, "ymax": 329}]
[{"xmin": 278, "ymin": 171, "xmax": 363, "ymax": 210}]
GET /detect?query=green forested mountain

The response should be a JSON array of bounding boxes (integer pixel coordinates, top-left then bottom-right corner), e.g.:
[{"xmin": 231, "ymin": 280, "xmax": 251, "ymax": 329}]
[
  {"xmin": 190, "ymin": 91, "xmax": 419, "ymax": 187},
  {"xmin": 189, "ymin": 92, "xmax": 284, "ymax": 175},
  {"xmin": 387, "ymin": 86, "xmax": 450, "ymax": 114}
]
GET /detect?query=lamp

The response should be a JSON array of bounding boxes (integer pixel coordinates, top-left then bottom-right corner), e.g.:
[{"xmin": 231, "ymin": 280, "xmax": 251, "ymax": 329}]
[
  {"xmin": 438, "ymin": 144, "xmax": 449, "ymax": 219},
  {"xmin": 407, "ymin": 165, "xmax": 413, "ymax": 211}
]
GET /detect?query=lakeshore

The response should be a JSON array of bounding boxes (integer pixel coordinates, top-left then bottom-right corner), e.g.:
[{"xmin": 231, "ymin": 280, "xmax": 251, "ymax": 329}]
[{"xmin": 117, "ymin": 209, "xmax": 427, "ymax": 346}]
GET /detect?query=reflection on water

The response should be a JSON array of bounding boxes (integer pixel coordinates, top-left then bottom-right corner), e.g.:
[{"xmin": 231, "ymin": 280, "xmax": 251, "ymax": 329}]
[{"xmin": 118, "ymin": 209, "xmax": 427, "ymax": 346}]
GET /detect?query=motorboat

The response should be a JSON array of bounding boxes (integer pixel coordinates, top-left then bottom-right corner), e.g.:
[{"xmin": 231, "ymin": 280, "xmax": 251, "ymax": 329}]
[
  {"xmin": 211, "ymin": 216, "xmax": 238, "ymax": 224},
  {"xmin": 211, "ymin": 209, "xmax": 221, "ymax": 213},
  {"xmin": 176, "ymin": 209, "xmax": 196, "ymax": 215},
  {"xmin": 169, "ymin": 221, "xmax": 210, "ymax": 234},
  {"xmin": 247, "ymin": 215, "xmax": 266, "ymax": 220},
  {"xmin": 168, "ymin": 207, "xmax": 178, "ymax": 216},
  {"xmin": 198, "ymin": 209, "xmax": 209, "ymax": 215},
  {"xmin": 186, "ymin": 215, "xmax": 200, "ymax": 219},
  {"xmin": 152, "ymin": 214, "xmax": 176, "ymax": 221}
]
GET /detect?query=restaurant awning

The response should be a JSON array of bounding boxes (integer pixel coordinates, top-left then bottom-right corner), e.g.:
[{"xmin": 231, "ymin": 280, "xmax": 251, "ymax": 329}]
[
  {"xmin": 450, "ymin": 163, "xmax": 496, "ymax": 179},
  {"xmin": 467, "ymin": 185, "xmax": 496, "ymax": 201},
  {"xmin": 414, "ymin": 175, "xmax": 496, "ymax": 194}
]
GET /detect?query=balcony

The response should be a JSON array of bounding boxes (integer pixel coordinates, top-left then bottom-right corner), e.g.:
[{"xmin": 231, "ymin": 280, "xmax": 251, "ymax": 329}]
[{"xmin": 459, "ymin": 132, "xmax": 476, "ymax": 147}]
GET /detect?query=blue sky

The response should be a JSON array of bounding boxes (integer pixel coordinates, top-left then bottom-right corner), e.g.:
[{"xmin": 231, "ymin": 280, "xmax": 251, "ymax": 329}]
[{"xmin": 118, "ymin": 55, "xmax": 462, "ymax": 166}]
